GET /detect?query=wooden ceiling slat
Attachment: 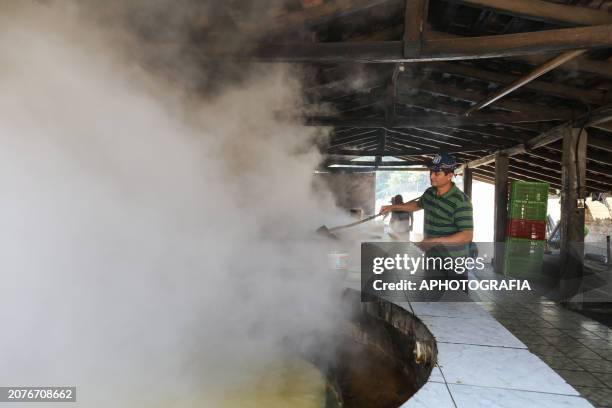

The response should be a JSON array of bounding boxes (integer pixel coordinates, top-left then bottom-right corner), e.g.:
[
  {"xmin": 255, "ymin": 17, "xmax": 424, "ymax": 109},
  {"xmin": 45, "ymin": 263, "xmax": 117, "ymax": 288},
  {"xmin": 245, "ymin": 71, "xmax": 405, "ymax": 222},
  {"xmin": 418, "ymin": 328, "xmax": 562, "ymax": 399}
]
[
  {"xmin": 398, "ymin": 77, "xmax": 575, "ymax": 120},
  {"xmin": 422, "ymin": 62, "xmax": 606, "ymax": 105}
]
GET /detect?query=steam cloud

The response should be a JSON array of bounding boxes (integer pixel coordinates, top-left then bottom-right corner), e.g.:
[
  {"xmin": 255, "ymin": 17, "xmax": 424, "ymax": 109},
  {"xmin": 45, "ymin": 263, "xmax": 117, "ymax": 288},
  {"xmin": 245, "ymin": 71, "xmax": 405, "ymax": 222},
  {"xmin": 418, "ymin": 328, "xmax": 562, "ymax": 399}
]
[{"xmin": 0, "ymin": 1, "xmax": 346, "ymax": 406}]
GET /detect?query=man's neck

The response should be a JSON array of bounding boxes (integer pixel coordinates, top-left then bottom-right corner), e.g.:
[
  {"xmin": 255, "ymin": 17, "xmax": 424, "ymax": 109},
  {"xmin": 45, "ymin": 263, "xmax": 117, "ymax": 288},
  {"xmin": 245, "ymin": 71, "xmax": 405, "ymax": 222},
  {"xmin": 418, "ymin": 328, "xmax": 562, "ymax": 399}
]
[{"xmin": 436, "ymin": 182, "xmax": 453, "ymax": 196}]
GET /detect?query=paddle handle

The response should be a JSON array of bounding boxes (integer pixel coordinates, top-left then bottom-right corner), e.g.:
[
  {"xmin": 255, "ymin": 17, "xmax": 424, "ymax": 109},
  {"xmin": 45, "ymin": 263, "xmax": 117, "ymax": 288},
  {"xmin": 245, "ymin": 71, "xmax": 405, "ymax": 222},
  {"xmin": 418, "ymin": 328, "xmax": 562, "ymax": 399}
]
[{"xmin": 328, "ymin": 213, "xmax": 384, "ymax": 232}]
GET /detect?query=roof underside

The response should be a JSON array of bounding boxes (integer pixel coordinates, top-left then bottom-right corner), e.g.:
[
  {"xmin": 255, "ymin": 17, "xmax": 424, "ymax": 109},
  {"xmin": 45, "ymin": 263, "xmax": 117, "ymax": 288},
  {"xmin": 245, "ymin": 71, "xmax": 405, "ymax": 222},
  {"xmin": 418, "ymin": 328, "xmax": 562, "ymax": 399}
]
[{"xmin": 201, "ymin": 0, "xmax": 612, "ymax": 193}]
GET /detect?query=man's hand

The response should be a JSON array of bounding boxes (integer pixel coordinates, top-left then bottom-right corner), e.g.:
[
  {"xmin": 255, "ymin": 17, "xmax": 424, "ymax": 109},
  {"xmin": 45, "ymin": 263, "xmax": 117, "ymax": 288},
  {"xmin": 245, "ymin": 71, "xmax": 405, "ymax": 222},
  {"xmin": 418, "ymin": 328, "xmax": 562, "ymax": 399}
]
[
  {"xmin": 415, "ymin": 238, "xmax": 437, "ymax": 252},
  {"xmin": 379, "ymin": 205, "xmax": 394, "ymax": 215}
]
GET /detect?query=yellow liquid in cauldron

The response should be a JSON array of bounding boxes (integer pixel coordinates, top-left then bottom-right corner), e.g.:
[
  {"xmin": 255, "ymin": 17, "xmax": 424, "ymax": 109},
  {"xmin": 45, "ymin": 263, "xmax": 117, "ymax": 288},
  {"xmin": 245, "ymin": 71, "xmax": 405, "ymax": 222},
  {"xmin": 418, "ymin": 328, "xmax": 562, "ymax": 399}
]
[{"xmin": 217, "ymin": 357, "xmax": 326, "ymax": 408}]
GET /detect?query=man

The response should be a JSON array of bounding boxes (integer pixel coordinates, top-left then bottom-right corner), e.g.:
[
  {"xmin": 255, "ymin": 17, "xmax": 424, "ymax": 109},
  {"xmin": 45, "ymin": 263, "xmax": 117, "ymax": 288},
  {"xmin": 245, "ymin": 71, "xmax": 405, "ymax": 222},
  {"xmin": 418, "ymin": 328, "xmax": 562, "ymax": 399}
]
[
  {"xmin": 380, "ymin": 153, "xmax": 473, "ymax": 246},
  {"xmin": 380, "ymin": 153, "xmax": 474, "ymax": 295}
]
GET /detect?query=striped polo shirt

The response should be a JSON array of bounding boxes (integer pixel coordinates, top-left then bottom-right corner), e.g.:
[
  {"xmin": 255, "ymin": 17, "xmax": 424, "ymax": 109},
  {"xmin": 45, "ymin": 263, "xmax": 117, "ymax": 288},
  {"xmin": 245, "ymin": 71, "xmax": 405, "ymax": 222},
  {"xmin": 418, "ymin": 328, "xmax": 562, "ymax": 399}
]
[{"xmin": 418, "ymin": 183, "xmax": 473, "ymax": 258}]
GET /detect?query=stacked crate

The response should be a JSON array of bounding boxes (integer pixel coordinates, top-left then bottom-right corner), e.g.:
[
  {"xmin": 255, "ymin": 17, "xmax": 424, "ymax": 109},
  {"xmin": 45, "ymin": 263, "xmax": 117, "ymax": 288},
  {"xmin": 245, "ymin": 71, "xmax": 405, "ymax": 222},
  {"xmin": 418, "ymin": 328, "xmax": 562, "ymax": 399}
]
[{"xmin": 504, "ymin": 181, "xmax": 549, "ymax": 278}]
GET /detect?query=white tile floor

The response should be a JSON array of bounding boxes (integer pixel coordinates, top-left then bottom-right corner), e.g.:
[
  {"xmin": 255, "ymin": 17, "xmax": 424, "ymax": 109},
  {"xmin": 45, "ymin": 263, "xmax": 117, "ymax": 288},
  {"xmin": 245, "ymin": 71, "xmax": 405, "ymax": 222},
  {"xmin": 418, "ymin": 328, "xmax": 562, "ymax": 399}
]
[
  {"xmin": 417, "ymin": 315, "xmax": 526, "ymax": 348},
  {"xmin": 396, "ymin": 299, "xmax": 595, "ymax": 408}
]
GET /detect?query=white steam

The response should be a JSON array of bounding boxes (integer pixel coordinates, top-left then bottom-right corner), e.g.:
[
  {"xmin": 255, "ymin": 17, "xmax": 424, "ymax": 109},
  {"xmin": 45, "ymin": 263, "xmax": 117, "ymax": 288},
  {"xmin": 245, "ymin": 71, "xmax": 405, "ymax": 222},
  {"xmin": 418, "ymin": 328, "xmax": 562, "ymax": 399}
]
[{"xmin": 0, "ymin": 2, "xmax": 344, "ymax": 407}]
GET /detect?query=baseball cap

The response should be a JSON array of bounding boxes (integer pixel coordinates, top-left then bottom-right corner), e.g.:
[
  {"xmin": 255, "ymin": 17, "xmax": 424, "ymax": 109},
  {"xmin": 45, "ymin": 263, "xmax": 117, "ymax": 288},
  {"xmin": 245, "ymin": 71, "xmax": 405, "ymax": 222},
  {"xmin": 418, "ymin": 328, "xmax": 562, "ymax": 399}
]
[{"xmin": 428, "ymin": 153, "xmax": 458, "ymax": 172}]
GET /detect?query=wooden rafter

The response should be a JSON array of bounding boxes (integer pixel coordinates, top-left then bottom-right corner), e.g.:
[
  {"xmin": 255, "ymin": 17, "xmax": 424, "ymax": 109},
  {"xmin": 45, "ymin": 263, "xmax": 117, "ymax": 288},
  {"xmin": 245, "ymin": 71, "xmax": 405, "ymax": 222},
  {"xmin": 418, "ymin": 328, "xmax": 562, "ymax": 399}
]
[
  {"xmin": 447, "ymin": 0, "xmax": 612, "ymax": 27},
  {"xmin": 199, "ymin": 24, "xmax": 612, "ymax": 62}
]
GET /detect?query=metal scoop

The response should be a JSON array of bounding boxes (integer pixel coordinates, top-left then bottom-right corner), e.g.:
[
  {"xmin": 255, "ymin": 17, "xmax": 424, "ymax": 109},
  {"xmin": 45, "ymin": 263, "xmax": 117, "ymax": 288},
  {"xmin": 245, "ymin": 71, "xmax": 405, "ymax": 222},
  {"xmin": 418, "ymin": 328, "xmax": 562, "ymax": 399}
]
[{"xmin": 316, "ymin": 213, "xmax": 384, "ymax": 239}]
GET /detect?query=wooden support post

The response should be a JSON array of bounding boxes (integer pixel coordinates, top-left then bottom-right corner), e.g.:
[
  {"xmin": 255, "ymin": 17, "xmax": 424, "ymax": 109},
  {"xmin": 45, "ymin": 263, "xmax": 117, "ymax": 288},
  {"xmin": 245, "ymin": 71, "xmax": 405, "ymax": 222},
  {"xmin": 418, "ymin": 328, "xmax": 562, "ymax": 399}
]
[
  {"xmin": 375, "ymin": 129, "xmax": 387, "ymax": 169},
  {"xmin": 463, "ymin": 167, "xmax": 473, "ymax": 198},
  {"xmin": 494, "ymin": 154, "xmax": 509, "ymax": 274},
  {"xmin": 403, "ymin": 0, "xmax": 429, "ymax": 58},
  {"xmin": 560, "ymin": 128, "xmax": 588, "ymax": 304}
]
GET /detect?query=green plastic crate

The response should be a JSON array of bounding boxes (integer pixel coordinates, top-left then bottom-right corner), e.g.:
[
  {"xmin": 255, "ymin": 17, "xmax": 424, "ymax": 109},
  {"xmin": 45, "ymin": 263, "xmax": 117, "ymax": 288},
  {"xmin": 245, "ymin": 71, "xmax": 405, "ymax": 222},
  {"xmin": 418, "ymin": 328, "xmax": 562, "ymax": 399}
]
[
  {"xmin": 504, "ymin": 256, "xmax": 544, "ymax": 278},
  {"xmin": 509, "ymin": 181, "xmax": 549, "ymax": 204},
  {"xmin": 505, "ymin": 237, "xmax": 545, "ymax": 258},
  {"xmin": 503, "ymin": 237, "xmax": 545, "ymax": 278},
  {"xmin": 509, "ymin": 201, "xmax": 548, "ymax": 221}
]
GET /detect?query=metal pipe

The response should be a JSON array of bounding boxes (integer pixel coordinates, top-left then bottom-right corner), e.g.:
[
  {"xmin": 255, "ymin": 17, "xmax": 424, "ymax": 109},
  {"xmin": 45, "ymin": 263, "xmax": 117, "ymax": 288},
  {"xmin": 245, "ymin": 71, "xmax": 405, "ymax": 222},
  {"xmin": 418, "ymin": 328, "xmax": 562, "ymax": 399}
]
[{"xmin": 464, "ymin": 49, "xmax": 586, "ymax": 116}]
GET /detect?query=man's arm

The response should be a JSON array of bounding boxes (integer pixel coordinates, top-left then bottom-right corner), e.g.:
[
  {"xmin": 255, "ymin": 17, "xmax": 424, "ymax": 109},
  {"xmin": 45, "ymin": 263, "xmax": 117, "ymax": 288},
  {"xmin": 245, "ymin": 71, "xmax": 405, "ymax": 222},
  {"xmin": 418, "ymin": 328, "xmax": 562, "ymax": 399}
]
[
  {"xmin": 422, "ymin": 230, "xmax": 473, "ymax": 244},
  {"xmin": 379, "ymin": 200, "xmax": 421, "ymax": 214}
]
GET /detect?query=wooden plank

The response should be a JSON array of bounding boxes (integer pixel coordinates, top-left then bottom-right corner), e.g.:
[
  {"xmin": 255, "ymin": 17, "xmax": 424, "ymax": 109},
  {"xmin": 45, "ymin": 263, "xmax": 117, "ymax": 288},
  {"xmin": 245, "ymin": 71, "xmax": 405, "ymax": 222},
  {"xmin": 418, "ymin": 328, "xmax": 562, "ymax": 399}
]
[
  {"xmin": 205, "ymin": 24, "xmax": 612, "ymax": 63},
  {"xmin": 588, "ymin": 135, "xmax": 612, "ymax": 153},
  {"xmin": 403, "ymin": 0, "xmax": 428, "ymax": 58},
  {"xmin": 305, "ymin": 111, "xmax": 561, "ymax": 127},
  {"xmin": 447, "ymin": 0, "xmax": 612, "ymax": 27},
  {"xmin": 511, "ymin": 155, "xmax": 612, "ymax": 188},
  {"xmin": 329, "ymin": 133, "xmax": 380, "ymax": 148},
  {"xmin": 325, "ymin": 159, "xmax": 426, "ymax": 167},
  {"xmin": 524, "ymin": 150, "xmax": 612, "ymax": 179},
  {"xmin": 463, "ymin": 144, "xmax": 526, "ymax": 169},
  {"xmin": 386, "ymin": 129, "xmax": 463, "ymax": 149},
  {"xmin": 443, "ymin": 125, "xmax": 530, "ymax": 143},
  {"xmin": 393, "ymin": 126, "xmax": 511, "ymax": 149},
  {"xmin": 479, "ymin": 164, "xmax": 564, "ymax": 189},
  {"xmin": 547, "ymin": 143, "xmax": 612, "ymax": 167},
  {"xmin": 327, "ymin": 144, "xmax": 487, "ymax": 156},
  {"xmin": 478, "ymin": 165, "xmax": 564, "ymax": 189},
  {"xmin": 559, "ymin": 128, "xmax": 587, "ymax": 301},
  {"xmin": 396, "ymin": 94, "xmax": 563, "ymax": 125}
]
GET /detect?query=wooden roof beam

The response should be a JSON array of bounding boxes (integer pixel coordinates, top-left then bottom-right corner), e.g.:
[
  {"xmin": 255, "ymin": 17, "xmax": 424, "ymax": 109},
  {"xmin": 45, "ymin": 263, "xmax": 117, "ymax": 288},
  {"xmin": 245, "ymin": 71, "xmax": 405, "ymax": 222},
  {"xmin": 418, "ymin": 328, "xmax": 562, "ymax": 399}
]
[
  {"xmin": 426, "ymin": 30, "xmax": 612, "ymax": 80},
  {"xmin": 447, "ymin": 0, "xmax": 612, "ymax": 27},
  {"xmin": 202, "ymin": 24, "xmax": 612, "ymax": 63}
]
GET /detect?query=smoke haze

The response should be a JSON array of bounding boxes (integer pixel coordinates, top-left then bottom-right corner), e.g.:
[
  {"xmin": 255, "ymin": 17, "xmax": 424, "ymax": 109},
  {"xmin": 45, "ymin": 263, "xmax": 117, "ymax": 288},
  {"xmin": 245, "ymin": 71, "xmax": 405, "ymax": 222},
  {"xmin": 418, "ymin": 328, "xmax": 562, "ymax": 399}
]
[{"xmin": 0, "ymin": 1, "xmax": 346, "ymax": 406}]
